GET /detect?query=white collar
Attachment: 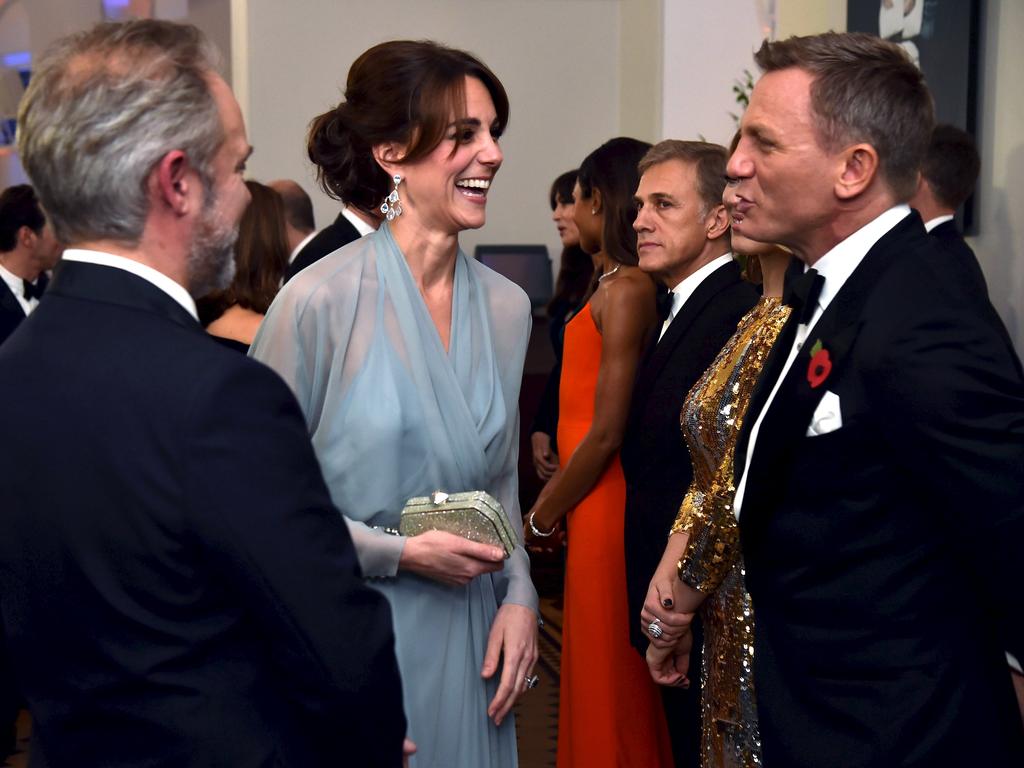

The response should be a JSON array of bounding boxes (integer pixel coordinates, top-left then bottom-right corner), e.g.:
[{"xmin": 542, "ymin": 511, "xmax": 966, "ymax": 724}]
[
  {"xmin": 923, "ymin": 213, "xmax": 955, "ymax": 233},
  {"xmin": 806, "ymin": 205, "xmax": 911, "ymax": 318},
  {"xmin": 0, "ymin": 261, "xmax": 25, "ymax": 299},
  {"xmin": 666, "ymin": 253, "xmax": 734, "ymax": 317},
  {"xmin": 342, "ymin": 206, "xmax": 376, "ymax": 237},
  {"xmin": 61, "ymin": 249, "xmax": 198, "ymax": 320},
  {"xmin": 288, "ymin": 230, "xmax": 318, "ymax": 263}
]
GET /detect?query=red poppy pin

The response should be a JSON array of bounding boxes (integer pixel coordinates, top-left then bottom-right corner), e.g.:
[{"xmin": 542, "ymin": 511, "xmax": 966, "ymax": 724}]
[{"xmin": 807, "ymin": 339, "xmax": 832, "ymax": 389}]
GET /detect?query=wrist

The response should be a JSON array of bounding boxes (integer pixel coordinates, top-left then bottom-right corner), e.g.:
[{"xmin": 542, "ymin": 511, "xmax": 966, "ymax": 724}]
[{"xmin": 528, "ymin": 509, "xmax": 556, "ymax": 537}]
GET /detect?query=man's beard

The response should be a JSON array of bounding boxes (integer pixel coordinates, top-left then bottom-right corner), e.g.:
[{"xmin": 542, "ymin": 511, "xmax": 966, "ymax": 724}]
[{"xmin": 187, "ymin": 201, "xmax": 238, "ymax": 300}]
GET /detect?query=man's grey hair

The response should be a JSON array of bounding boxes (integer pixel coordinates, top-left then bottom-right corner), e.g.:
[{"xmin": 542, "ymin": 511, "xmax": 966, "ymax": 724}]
[
  {"xmin": 17, "ymin": 20, "xmax": 224, "ymax": 246},
  {"xmin": 753, "ymin": 32, "xmax": 934, "ymax": 200}
]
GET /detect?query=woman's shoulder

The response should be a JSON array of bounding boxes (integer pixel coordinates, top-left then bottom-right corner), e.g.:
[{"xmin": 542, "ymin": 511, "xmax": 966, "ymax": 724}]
[
  {"xmin": 597, "ymin": 264, "xmax": 655, "ymax": 303},
  {"xmin": 466, "ymin": 254, "xmax": 531, "ymax": 320},
  {"xmin": 275, "ymin": 237, "xmax": 377, "ymax": 320}
]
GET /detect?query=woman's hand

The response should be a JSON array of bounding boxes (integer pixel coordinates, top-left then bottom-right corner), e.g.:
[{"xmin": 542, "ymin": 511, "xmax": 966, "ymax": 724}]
[
  {"xmin": 640, "ymin": 533, "xmax": 697, "ymax": 649},
  {"xmin": 398, "ymin": 530, "xmax": 505, "ymax": 586},
  {"xmin": 531, "ymin": 432, "xmax": 560, "ymax": 480},
  {"xmin": 646, "ymin": 632, "xmax": 693, "ymax": 688},
  {"xmin": 482, "ymin": 603, "xmax": 539, "ymax": 726}
]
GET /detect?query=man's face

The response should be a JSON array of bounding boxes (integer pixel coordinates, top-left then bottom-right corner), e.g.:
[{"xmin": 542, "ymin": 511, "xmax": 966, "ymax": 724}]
[
  {"xmin": 186, "ymin": 74, "xmax": 252, "ymax": 298},
  {"xmin": 726, "ymin": 67, "xmax": 841, "ymax": 257},
  {"xmin": 633, "ymin": 159, "xmax": 714, "ymax": 287},
  {"xmin": 30, "ymin": 222, "xmax": 62, "ymax": 271}
]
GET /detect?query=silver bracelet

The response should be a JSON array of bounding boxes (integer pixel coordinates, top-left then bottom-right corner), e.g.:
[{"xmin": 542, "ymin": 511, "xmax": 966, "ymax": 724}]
[{"xmin": 528, "ymin": 510, "xmax": 556, "ymax": 538}]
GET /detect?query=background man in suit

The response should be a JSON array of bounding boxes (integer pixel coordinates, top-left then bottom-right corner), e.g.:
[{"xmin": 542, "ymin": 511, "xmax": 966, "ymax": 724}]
[
  {"xmin": 0, "ymin": 184, "xmax": 61, "ymax": 346},
  {"xmin": 621, "ymin": 140, "xmax": 759, "ymax": 768},
  {"xmin": 268, "ymin": 178, "xmax": 317, "ymax": 263},
  {"xmin": 908, "ymin": 123, "xmax": 988, "ymax": 298},
  {"xmin": 1, "ymin": 20, "xmax": 406, "ymax": 767},
  {"xmin": 282, "ymin": 187, "xmax": 377, "ymax": 282},
  {"xmin": 728, "ymin": 32, "xmax": 1024, "ymax": 767}
]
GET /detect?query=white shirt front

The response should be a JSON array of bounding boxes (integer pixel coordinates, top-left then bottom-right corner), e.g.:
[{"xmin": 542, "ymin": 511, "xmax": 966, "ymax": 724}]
[
  {"xmin": 0, "ymin": 261, "xmax": 38, "ymax": 316},
  {"xmin": 732, "ymin": 205, "xmax": 912, "ymax": 519},
  {"xmin": 657, "ymin": 253, "xmax": 735, "ymax": 342},
  {"xmin": 61, "ymin": 249, "xmax": 198, "ymax": 321}
]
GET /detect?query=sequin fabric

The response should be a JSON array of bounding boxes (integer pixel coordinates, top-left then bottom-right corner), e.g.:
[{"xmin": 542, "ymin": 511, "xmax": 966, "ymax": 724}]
[{"xmin": 670, "ymin": 297, "xmax": 790, "ymax": 768}]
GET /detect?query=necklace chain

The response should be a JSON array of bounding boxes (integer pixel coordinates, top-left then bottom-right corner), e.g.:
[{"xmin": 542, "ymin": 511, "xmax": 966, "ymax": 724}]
[{"xmin": 598, "ymin": 263, "xmax": 620, "ymax": 282}]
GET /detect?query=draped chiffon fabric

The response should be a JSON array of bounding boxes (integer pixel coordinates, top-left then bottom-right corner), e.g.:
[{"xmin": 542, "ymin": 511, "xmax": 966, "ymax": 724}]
[
  {"xmin": 251, "ymin": 223, "xmax": 538, "ymax": 767},
  {"xmin": 556, "ymin": 302, "xmax": 674, "ymax": 767}
]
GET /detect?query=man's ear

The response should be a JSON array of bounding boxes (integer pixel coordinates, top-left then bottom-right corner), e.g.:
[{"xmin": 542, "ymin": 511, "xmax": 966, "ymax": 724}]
[
  {"xmin": 705, "ymin": 203, "xmax": 730, "ymax": 241},
  {"xmin": 154, "ymin": 150, "xmax": 192, "ymax": 215},
  {"xmin": 16, "ymin": 225, "xmax": 38, "ymax": 251},
  {"xmin": 835, "ymin": 143, "xmax": 879, "ymax": 201}
]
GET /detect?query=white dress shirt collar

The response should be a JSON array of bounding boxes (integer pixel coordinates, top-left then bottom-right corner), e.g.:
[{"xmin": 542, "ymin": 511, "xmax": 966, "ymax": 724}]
[
  {"xmin": 61, "ymin": 249, "xmax": 198, "ymax": 321},
  {"xmin": 923, "ymin": 213, "xmax": 954, "ymax": 233},
  {"xmin": 658, "ymin": 253, "xmax": 735, "ymax": 341},
  {"xmin": 0, "ymin": 261, "xmax": 35, "ymax": 316},
  {"xmin": 287, "ymin": 230, "xmax": 318, "ymax": 264},
  {"xmin": 342, "ymin": 206, "xmax": 376, "ymax": 237}
]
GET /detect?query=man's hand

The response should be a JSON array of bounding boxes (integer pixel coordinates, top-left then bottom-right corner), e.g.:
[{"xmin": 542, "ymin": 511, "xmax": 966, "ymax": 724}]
[
  {"xmin": 482, "ymin": 604, "xmax": 539, "ymax": 726},
  {"xmin": 531, "ymin": 432, "xmax": 559, "ymax": 479}
]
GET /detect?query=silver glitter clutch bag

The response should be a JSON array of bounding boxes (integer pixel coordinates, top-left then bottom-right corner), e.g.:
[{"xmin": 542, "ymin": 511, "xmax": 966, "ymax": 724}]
[{"xmin": 399, "ymin": 490, "xmax": 517, "ymax": 558}]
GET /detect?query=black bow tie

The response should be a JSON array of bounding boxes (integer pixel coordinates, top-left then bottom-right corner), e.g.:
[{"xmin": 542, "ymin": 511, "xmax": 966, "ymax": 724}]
[
  {"xmin": 656, "ymin": 288, "xmax": 674, "ymax": 320},
  {"xmin": 782, "ymin": 268, "xmax": 823, "ymax": 325},
  {"xmin": 22, "ymin": 273, "xmax": 48, "ymax": 301}
]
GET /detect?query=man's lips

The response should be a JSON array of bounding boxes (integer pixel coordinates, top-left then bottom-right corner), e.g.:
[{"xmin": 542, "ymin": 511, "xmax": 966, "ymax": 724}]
[{"xmin": 637, "ymin": 241, "xmax": 660, "ymax": 250}]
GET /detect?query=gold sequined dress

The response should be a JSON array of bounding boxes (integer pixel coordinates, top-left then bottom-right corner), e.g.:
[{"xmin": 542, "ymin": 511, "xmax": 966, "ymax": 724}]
[{"xmin": 670, "ymin": 296, "xmax": 790, "ymax": 768}]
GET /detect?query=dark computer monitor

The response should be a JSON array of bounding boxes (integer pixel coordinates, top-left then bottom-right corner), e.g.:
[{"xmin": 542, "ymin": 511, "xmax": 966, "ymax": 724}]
[{"xmin": 474, "ymin": 244, "xmax": 553, "ymax": 310}]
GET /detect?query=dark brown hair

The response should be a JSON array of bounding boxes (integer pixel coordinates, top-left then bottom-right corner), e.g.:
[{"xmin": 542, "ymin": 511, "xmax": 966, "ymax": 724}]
[
  {"xmin": 307, "ymin": 40, "xmax": 509, "ymax": 216},
  {"xmin": 638, "ymin": 140, "xmax": 729, "ymax": 217},
  {"xmin": 547, "ymin": 169, "xmax": 592, "ymax": 317},
  {"xmin": 753, "ymin": 32, "xmax": 933, "ymax": 199},
  {"xmin": 0, "ymin": 185, "xmax": 46, "ymax": 251},
  {"xmin": 577, "ymin": 137, "xmax": 652, "ymax": 267},
  {"xmin": 922, "ymin": 124, "xmax": 979, "ymax": 210}
]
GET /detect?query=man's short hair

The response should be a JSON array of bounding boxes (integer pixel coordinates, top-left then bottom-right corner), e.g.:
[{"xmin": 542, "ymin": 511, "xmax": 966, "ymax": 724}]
[
  {"xmin": 275, "ymin": 182, "xmax": 316, "ymax": 233},
  {"xmin": 922, "ymin": 124, "xmax": 980, "ymax": 210},
  {"xmin": 0, "ymin": 185, "xmax": 46, "ymax": 252},
  {"xmin": 754, "ymin": 31, "xmax": 934, "ymax": 200},
  {"xmin": 16, "ymin": 20, "xmax": 224, "ymax": 246},
  {"xmin": 639, "ymin": 140, "xmax": 729, "ymax": 217}
]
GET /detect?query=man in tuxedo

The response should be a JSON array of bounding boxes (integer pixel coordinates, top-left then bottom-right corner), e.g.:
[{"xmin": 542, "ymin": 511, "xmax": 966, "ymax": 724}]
[
  {"xmin": 268, "ymin": 178, "xmax": 317, "ymax": 263},
  {"xmin": 728, "ymin": 32, "xmax": 1024, "ymax": 767},
  {"xmin": 282, "ymin": 193, "xmax": 377, "ymax": 282},
  {"xmin": 1, "ymin": 20, "xmax": 406, "ymax": 767},
  {"xmin": 0, "ymin": 184, "xmax": 61, "ymax": 346},
  {"xmin": 621, "ymin": 140, "xmax": 759, "ymax": 767},
  {"xmin": 908, "ymin": 123, "xmax": 988, "ymax": 299}
]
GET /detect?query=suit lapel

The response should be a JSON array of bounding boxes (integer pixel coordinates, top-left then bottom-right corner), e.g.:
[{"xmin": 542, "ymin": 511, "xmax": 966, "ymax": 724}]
[
  {"xmin": 738, "ymin": 213, "xmax": 925, "ymax": 522},
  {"xmin": 0, "ymin": 279, "xmax": 25, "ymax": 319},
  {"xmin": 48, "ymin": 261, "xmax": 202, "ymax": 333}
]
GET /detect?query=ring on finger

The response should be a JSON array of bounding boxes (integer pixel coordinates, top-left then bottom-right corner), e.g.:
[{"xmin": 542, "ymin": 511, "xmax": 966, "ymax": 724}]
[
  {"xmin": 647, "ymin": 618, "xmax": 664, "ymax": 640},
  {"xmin": 525, "ymin": 674, "xmax": 540, "ymax": 690}
]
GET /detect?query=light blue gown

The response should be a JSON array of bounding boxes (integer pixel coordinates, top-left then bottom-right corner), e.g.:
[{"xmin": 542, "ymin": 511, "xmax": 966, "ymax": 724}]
[{"xmin": 251, "ymin": 223, "xmax": 537, "ymax": 767}]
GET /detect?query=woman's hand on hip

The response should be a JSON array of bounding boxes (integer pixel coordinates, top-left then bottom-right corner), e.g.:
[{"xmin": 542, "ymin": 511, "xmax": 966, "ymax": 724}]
[
  {"xmin": 482, "ymin": 603, "xmax": 539, "ymax": 726},
  {"xmin": 398, "ymin": 530, "xmax": 505, "ymax": 586}
]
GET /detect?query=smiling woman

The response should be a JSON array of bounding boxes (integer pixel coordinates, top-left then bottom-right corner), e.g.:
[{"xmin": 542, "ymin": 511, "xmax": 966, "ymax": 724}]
[{"xmin": 250, "ymin": 40, "xmax": 539, "ymax": 768}]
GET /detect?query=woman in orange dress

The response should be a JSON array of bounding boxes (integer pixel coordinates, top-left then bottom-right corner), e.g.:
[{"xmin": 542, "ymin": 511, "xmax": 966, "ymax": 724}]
[{"xmin": 525, "ymin": 137, "xmax": 674, "ymax": 768}]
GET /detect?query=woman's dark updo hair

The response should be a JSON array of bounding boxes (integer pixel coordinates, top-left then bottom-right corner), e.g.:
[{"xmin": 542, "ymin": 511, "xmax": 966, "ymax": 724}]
[
  {"xmin": 576, "ymin": 137, "xmax": 652, "ymax": 267},
  {"xmin": 307, "ymin": 40, "xmax": 509, "ymax": 216}
]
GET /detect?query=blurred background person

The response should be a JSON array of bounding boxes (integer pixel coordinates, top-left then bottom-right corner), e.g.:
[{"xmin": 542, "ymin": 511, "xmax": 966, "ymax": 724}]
[
  {"xmin": 200, "ymin": 180, "xmax": 290, "ymax": 351},
  {"xmin": 251, "ymin": 40, "xmax": 538, "ymax": 767},
  {"xmin": 269, "ymin": 178, "xmax": 317, "ymax": 266},
  {"xmin": 529, "ymin": 169, "xmax": 593, "ymax": 481},
  {"xmin": 524, "ymin": 137, "xmax": 673, "ymax": 768},
  {"xmin": 644, "ymin": 137, "xmax": 793, "ymax": 768},
  {"xmin": 0, "ymin": 184, "xmax": 62, "ymax": 346}
]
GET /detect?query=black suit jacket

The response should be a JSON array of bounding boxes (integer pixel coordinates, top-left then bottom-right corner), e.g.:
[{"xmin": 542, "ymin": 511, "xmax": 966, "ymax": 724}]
[
  {"xmin": 929, "ymin": 218, "xmax": 989, "ymax": 300},
  {"xmin": 0, "ymin": 261, "xmax": 405, "ymax": 767},
  {"xmin": 0, "ymin": 279, "xmax": 28, "ymax": 347},
  {"xmin": 622, "ymin": 259, "xmax": 758, "ymax": 651},
  {"xmin": 735, "ymin": 212, "xmax": 1024, "ymax": 768},
  {"xmin": 284, "ymin": 212, "xmax": 362, "ymax": 282}
]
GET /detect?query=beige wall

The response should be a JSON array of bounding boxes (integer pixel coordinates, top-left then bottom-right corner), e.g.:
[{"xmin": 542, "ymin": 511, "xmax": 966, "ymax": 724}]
[{"xmin": 238, "ymin": 0, "xmax": 623, "ymax": 262}]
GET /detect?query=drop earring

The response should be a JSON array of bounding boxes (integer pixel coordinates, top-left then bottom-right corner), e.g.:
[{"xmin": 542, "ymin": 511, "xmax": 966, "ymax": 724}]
[{"xmin": 380, "ymin": 174, "xmax": 403, "ymax": 221}]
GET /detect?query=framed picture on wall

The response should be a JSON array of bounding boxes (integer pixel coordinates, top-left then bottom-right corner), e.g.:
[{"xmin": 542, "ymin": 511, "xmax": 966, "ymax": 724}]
[{"xmin": 847, "ymin": 0, "xmax": 982, "ymax": 232}]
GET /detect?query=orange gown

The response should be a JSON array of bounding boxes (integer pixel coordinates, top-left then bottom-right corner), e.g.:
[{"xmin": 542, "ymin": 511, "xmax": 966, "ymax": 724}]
[{"xmin": 556, "ymin": 302, "xmax": 674, "ymax": 768}]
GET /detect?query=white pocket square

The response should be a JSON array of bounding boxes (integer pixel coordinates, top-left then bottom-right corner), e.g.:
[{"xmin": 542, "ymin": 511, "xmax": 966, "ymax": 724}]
[{"xmin": 807, "ymin": 390, "xmax": 843, "ymax": 436}]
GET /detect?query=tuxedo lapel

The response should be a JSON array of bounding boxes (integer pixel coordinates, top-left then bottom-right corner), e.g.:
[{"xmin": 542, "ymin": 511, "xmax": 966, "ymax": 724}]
[
  {"xmin": 737, "ymin": 214, "xmax": 923, "ymax": 520},
  {"xmin": 48, "ymin": 261, "xmax": 201, "ymax": 333},
  {"xmin": 0, "ymin": 279, "xmax": 25, "ymax": 319}
]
